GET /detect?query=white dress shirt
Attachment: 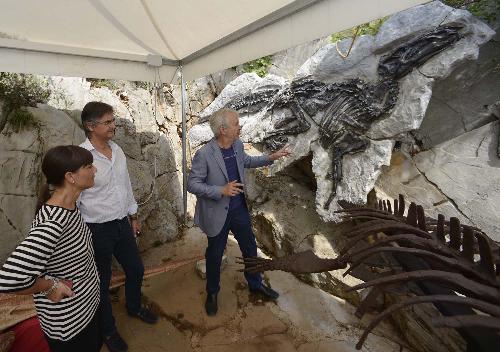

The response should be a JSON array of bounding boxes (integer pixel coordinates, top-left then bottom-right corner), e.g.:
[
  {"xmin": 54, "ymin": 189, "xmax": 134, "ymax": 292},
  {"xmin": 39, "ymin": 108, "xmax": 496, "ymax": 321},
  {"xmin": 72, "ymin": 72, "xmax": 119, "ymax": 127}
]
[{"xmin": 78, "ymin": 138, "xmax": 138, "ymax": 223}]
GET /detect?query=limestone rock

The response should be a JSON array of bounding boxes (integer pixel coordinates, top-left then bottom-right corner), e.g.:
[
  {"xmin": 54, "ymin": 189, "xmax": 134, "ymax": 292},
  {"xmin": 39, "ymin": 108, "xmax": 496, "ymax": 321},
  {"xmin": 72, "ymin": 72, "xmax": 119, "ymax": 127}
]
[
  {"xmin": 143, "ymin": 199, "xmax": 178, "ymax": 244},
  {"xmin": 377, "ymin": 122, "xmax": 500, "ymax": 240},
  {"xmin": 188, "ymin": 76, "xmax": 217, "ymax": 118},
  {"xmin": 127, "ymin": 158, "xmax": 154, "ymax": 203},
  {"xmin": 296, "ymin": 35, "xmax": 380, "ymax": 83},
  {"xmin": 374, "ymin": 1, "xmax": 493, "ymax": 53},
  {"xmin": 156, "ymin": 172, "xmax": 185, "ymax": 216},
  {"xmin": 208, "ymin": 68, "xmax": 239, "ymax": 95},
  {"xmin": 112, "ymin": 119, "xmax": 143, "ymax": 160},
  {"xmin": 369, "ymin": 2, "xmax": 494, "ymax": 140},
  {"xmin": 0, "ymin": 128, "xmax": 41, "ymax": 197},
  {"xmin": 375, "ymin": 151, "xmax": 468, "ymax": 223},
  {"xmin": 188, "ymin": 122, "xmax": 214, "ymax": 149},
  {"xmin": 0, "ymin": 108, "xmax": 83, "ymax": 185},
  {"xmin": 367, "ymin": 70, "xmax": 434, "ymax": 139},
  {"xmin": 269, "ymin": 36, "xmax": 330, "ymax": 80},
  {"xmin": 0, "ymin": 195, "xmax": 38, "ymax": 262},
  {"xmin": 0, "ymin": 104, "xmax": 85, "ymax": 261},
  {"xmin": 414, "ymin": 122, "xmax": 500, "ymax": 241},
  {"xmin": 158, "ymin": 84, "xmax": 181, "ymax": 126},
  {"xmin": 246, "ymin": 167, "xmax": 363, "ymax": 303},
  {"xmin": 267, "ymin": 270, "xmax": 407, "ymax": 352},
  {"xmin": 313, "ymin": 139, "xmax": 394, "ymax": 221},
  {"xmin": 198, "ymin": 73, "xmax": 262, "ymax": 122},
  {"xmin": 415, "ymin": 31, "xmax": 500, "ymax": 149},
  {"xmin": 143, "ymin": 135, "xmax": 179, "ymax": 176},
  {"xmin": 190, "ymin": 73, "xmax": 287, "ymax": 148},
  {"xmin": 46, "ymin": 76, "xmax": 91, "ymax": 110},
  {"xmin": 34, "ymin": 105, "xmax": 86, "ymax": 148}
]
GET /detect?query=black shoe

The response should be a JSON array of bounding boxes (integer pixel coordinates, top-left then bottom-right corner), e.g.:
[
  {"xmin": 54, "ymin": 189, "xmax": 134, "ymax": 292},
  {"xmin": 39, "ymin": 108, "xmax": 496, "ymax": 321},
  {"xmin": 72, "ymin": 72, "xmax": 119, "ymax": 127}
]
[
  {"xmin": 104, "ymin": 332, "xmax": 128, "ymax": 352},
  {"xmin": 205, "ymin": 293, "xmax": 218, "ymax": 316},
  {"xmin": 128, "ymin": 307, "xmax": 158, "ymax": 324},
  {"xmin": 250, "ymin": 284, "xmax": 279, "ymax": 300}
]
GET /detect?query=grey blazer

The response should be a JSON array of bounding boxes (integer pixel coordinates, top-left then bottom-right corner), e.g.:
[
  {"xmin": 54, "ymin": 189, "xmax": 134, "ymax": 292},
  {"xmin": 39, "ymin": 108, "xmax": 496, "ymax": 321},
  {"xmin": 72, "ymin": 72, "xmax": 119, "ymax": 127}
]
[{"xmin": 187, "ymin": 138, "xmax": 273, "ymax": 237}]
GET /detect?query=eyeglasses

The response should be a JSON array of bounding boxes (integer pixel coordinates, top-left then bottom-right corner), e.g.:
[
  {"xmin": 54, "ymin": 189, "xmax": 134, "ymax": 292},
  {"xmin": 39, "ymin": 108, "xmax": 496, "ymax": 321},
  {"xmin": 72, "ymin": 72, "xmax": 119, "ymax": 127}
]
[{"xmin": 93, "ymin": 118, "xmax": 116, "ymax": 126}]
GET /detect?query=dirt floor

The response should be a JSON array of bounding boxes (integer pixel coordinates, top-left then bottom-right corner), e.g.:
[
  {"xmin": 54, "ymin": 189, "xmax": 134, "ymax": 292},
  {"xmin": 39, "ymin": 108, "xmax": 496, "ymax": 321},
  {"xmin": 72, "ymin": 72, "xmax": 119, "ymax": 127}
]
[{"xmin": 104, "ymin": 227, "xmax": 411, "ymax": 352}]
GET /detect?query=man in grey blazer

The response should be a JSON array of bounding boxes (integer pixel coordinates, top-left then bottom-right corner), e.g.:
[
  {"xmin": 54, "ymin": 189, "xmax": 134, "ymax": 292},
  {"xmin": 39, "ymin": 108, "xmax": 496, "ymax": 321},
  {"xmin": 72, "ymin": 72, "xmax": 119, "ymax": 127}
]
[{"xmin": 188, "ymin": 108, "xmax": 290, "ymax": 316}]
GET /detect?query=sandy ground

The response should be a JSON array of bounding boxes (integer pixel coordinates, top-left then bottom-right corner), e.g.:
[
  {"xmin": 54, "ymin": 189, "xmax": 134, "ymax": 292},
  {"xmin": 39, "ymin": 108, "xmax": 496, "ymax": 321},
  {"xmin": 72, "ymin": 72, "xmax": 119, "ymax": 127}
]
[{"xmin": 104, "ymin": 227, "xmax": 411, "ymax": 352}]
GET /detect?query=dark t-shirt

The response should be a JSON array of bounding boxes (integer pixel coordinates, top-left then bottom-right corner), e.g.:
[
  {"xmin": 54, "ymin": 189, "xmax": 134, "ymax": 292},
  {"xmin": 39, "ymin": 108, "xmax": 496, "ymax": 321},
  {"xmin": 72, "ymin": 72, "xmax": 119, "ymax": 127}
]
[{"xmin": 221, "ymin": 146, "xmax": 245, "ymax": 211}]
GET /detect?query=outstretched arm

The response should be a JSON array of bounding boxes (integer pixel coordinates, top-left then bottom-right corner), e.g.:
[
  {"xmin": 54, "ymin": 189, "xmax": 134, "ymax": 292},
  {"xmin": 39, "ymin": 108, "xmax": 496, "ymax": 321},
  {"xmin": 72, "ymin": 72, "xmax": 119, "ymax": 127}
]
[{"xmin": 242, "ymin": 144, "xmax": 291, "ymax": 169}]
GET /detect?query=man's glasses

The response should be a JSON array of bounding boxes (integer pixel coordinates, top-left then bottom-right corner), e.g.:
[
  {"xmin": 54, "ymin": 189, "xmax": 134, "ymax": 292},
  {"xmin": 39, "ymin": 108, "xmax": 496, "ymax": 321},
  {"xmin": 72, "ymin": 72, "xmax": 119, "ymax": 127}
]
[{"xmin": 93, "ymin": 118, "xmax": 116, "ymax": 126}]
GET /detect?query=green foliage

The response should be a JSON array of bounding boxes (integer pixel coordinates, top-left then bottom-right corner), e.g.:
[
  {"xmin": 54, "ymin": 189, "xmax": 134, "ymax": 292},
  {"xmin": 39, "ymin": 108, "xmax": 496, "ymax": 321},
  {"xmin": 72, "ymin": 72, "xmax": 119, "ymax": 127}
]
[
  {"xmin": 441, "ymin": 0, "xmax": 500, "ymax": 23},
  {"xmin": 9, "ymin": 108, "xmax": 37, "ymax": 132},
  {"xmin": 0, "ymin": 73, "xmax": 50, "ymax": 132},
  {"xmin": 242, "ymin": 55, "xmax": 273, "ymax": 77},
  {"xmin": 86, "ymin": 78, "xmax": 117, "ymax": 90},
  {"xmin": 331, "ymin": 18, "xmax": 387, "ymax": 43},
  {"xmin": 133, "ymin": 81, "xmax": 153, "ymax": 90}
]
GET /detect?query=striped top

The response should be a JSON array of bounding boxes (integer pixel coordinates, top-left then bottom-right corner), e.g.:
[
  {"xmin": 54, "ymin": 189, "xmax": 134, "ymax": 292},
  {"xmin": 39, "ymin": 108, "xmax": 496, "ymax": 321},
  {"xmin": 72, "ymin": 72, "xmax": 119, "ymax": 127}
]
[{"xmin": 0, "ymin": 205, "xmax": 100, "ymax": 341}]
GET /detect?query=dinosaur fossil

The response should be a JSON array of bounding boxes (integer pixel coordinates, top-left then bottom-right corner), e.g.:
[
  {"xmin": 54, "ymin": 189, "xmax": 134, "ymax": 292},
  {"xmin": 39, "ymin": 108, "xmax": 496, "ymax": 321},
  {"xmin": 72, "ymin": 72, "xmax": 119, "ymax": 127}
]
[
  {"xmin": 238, "ymin": 195, "xmax": 500, "ymax": 350},
  {"xmin": 206, "ymin": 25, "xmax": 462, "ymax": 208}
]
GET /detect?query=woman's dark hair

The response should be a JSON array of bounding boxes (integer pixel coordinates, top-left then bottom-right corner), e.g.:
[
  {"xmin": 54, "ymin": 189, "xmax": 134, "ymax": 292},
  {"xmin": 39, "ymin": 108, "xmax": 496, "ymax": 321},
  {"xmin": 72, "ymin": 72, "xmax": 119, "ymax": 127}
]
[
  {"xmin": 81, "ymin": 101, "xmax": 114, "ymax": 137},
  {"xmin": 36, "ymin": 145, "xmax": 93, "ymax": 212}
]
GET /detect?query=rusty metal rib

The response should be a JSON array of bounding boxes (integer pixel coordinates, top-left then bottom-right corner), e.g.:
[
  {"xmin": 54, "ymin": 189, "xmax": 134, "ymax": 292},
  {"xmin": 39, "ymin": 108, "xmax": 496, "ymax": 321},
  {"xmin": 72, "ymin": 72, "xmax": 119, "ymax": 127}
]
[
  {"xmin": 355, "ymin": 295, "xmax": 500, "ymax": 349},
  {"xmin": 345, "ymin": 270, "xmax": 500, "ymax": 304}
]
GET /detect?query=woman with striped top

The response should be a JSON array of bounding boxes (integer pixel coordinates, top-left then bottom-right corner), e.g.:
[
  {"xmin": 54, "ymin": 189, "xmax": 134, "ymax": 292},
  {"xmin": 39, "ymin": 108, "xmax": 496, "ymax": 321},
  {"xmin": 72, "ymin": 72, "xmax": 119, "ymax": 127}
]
[{"xmin": 0, "ymin": 145, "xmax": 102, "ymax": 352}]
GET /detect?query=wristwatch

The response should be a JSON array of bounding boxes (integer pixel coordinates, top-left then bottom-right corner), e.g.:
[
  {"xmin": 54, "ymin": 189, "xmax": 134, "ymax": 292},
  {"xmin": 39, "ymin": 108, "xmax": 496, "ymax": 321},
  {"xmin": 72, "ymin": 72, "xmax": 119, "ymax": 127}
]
[{"xmin": 129, "ymin": 213, "xmax": 138, "ymax": 220}]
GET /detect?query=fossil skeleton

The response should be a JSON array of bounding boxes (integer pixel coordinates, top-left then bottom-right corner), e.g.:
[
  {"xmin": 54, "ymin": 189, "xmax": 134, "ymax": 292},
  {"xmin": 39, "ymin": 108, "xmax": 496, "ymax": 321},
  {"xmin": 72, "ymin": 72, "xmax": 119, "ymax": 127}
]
[
  {"xmin": 203, "ymin": 25, "xmax": 463, "ymax": 208},
  {"xmin": 238, "ymin": 195, "xmax": 500, "ymax": 349}
]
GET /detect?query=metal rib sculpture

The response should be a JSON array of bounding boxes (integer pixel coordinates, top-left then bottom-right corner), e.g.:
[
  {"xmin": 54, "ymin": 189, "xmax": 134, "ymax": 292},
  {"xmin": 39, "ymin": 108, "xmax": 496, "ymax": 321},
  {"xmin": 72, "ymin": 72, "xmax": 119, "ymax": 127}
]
[{"xmin": 238, "ymin": 195, "xmax": 500, "ymax": 349}]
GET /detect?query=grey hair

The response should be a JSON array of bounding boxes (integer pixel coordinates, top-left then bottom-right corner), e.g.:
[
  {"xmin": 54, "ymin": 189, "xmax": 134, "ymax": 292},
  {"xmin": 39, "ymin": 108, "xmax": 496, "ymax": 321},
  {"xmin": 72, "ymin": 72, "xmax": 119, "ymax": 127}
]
[{"xmin": 209, "ymin": 108, "xmax": 238, "ymax": 137}]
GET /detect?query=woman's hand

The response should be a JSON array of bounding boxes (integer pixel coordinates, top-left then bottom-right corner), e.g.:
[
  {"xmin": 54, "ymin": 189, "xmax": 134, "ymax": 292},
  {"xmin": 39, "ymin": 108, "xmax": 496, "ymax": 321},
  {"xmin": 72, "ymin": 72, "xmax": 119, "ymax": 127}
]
[{"xmin": 46, "ymin": 281, "xmax": 75, "ymax": 303}]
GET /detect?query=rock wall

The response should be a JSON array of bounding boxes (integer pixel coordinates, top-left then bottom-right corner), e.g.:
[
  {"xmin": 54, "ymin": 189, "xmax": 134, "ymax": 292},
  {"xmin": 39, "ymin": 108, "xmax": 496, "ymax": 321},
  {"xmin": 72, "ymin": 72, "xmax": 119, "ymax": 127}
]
[
  {"xmin": 0, "ymin": 77, "xmax": 186, "ymax": 262},
  {"xmin": 0, "ymin": 105, "xmax": 85, "ymax": 261}
]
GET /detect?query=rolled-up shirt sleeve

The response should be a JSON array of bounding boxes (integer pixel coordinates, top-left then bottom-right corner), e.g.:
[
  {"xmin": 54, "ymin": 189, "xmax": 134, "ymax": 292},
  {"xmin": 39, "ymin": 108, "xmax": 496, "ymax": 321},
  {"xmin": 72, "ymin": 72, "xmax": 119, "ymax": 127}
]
[{"xmin": 0, "ymin": 220, "xmax": 62, "ymax": 292}]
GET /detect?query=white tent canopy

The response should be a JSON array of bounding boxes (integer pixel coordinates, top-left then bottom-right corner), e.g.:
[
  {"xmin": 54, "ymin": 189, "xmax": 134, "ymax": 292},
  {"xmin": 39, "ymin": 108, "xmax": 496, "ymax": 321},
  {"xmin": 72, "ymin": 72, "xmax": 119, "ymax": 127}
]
[{"xmin": 0, "ymin": 0, "xmax": 427, "ymax": 82}]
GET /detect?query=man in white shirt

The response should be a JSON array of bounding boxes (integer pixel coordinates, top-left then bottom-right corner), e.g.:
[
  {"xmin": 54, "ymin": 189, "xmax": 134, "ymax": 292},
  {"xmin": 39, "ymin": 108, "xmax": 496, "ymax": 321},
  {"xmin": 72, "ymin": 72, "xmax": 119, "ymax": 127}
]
[{"xmin": 79, "ymin": 102, "xmax": 157, "ymax": 352}]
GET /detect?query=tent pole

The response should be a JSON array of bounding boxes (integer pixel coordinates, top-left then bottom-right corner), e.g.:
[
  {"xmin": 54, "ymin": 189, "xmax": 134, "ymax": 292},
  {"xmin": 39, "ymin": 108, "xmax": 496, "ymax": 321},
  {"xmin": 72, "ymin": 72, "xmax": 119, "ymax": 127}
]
[{"xmin": 180, "ymin": 65, "xmax": 188, "ymax": 222}]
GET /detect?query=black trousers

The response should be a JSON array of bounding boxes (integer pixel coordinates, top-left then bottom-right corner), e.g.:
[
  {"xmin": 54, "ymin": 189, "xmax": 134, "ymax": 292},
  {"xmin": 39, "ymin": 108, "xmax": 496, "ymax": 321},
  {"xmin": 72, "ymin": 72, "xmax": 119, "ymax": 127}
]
[
  {"xmin": 206, "ymin": 205, "xmax": 262, "ymax": 294},
  {"xmin": 87, "ymin": 217, "xmax": 144, "ymax": 336},
  {"xmin": 45, "ymin": 309, "xmax": 102, "ymax": 352}
]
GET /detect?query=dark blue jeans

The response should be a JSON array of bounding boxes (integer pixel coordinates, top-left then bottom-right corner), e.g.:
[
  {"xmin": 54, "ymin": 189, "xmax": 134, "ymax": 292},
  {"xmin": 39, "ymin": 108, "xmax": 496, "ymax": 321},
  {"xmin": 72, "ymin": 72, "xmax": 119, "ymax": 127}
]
[
  {"xmin": 87, "ymin": 217, "xmax": 144, "ymax": 337},
  {"xmin": 206, "ymin": 205, "xmax": 262, "ymax": 294}
]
